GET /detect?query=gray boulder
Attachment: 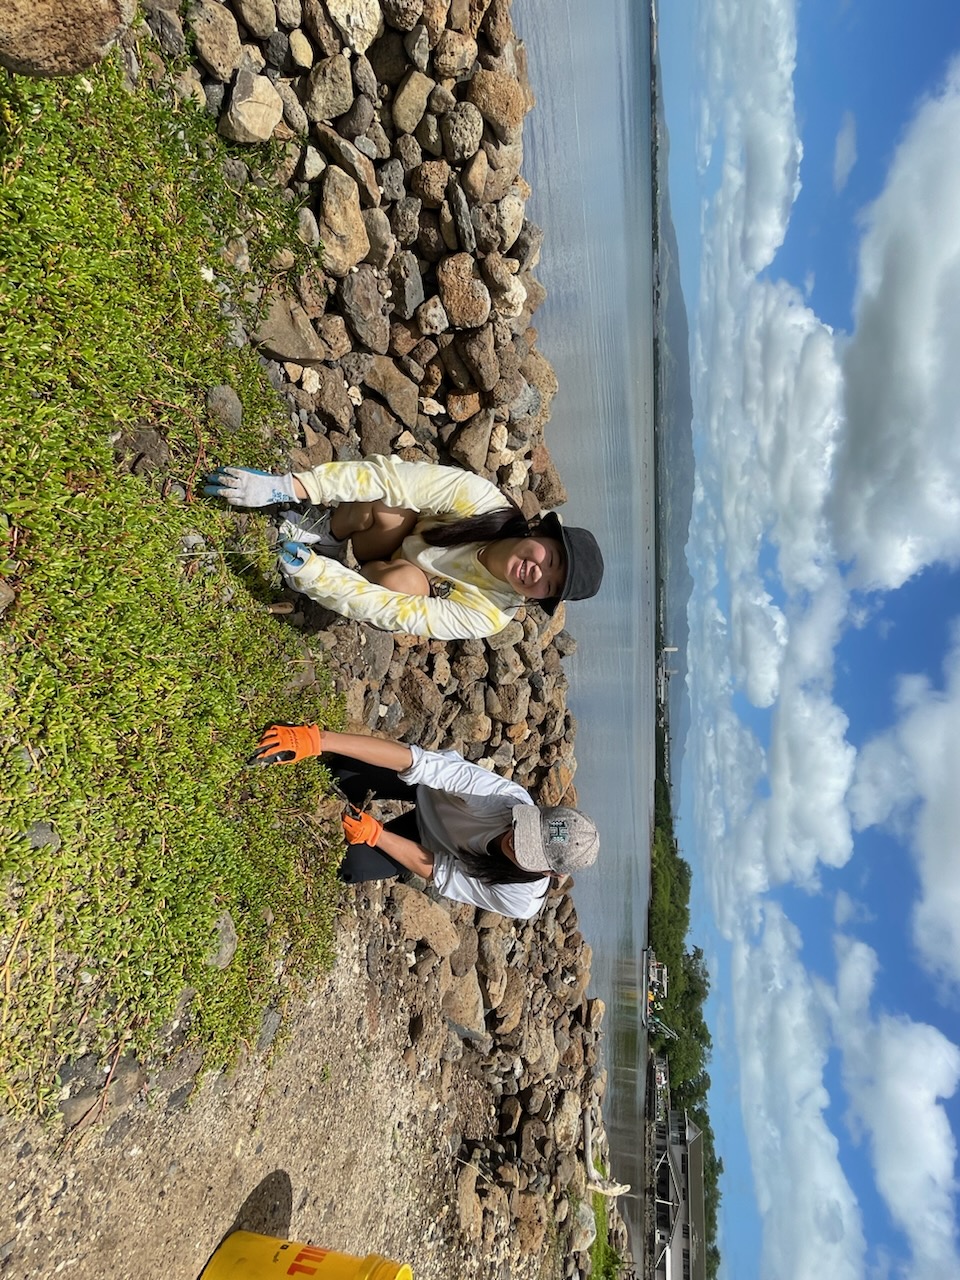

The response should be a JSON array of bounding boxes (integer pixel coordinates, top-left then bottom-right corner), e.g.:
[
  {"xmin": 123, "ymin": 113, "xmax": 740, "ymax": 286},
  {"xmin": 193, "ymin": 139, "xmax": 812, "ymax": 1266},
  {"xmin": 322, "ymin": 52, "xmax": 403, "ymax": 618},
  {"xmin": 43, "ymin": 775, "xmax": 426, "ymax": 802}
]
[
  {"xmin": 0, "ymin": 0, "xmax": 135, "ymax": 77},
  {"xmin": 315, "ymin": 167, "xmax": 371, "ymax": 276}
]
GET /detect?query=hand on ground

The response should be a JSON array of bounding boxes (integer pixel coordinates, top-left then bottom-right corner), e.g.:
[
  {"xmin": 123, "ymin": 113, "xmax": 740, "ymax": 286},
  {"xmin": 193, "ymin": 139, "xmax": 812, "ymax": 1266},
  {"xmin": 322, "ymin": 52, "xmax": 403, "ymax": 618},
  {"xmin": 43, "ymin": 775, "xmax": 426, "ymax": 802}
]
[
  {"xmin": 248, "ymin": 723, "xmax": 323, "ymax": 765},
  {"xmin": 342, "ymin": 810, "xmax": 384, "ymax": 846},
  {"xmin": 203, "ymin": 466, "xmax": 297, "ymax": 508}
]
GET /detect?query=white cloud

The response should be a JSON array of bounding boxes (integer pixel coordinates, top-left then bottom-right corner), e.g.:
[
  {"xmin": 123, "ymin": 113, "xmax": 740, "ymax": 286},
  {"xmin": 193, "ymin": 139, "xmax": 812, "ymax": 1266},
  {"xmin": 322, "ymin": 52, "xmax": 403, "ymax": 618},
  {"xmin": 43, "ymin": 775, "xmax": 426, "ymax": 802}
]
[
  {"xmin": 684, "ymin": 14, "xmax": 960, "ymax": 1280},
  {"xmin": 692, "ymin": 267, "xmax": 846, "ymax": 712},
  {"xmin": 686, "ymin": 582, "xmax": 857, "ymax": 931},
  {"xmin": 780, "ymin": 569, "xmax": 849, "ymax": 683},
  {"xmin": 829, "ymin": 938, "xmax": 960, "ymax": 1278},
  {"xmin": 693, "ymin": 272, "xmax": 847, "ymax": 718},
  {"xmin": 846, "ymin": 725, "xmax": 914, "ymax": 832},
  {"xmin": 737, "ymin": 280, "xmax": 843, "ymax": 596},
  {"xmin": 687, "ymin": 539, "xmax": 856, "ymax": 929},
  {"xmin": 833, "ymin": 110, "xmax": 858, "ymax": 192},
  {"xmin": 730, "ymin": 586, "xmax": 787, "ymax": 707},
  {"xmin": 733, "ymin": 906, "xmax": 865, "ymax": 1279},
  {"xmin": 849, "ymin": 623, "xmax": 960, "ymax": 986},
  {"xmin": 696, "ymin": 0, "xmax": 802, "ymax": 270},
  {"xmin": 685, "ymin": 574, "xmax": 772, "ymax": 934},
  {"xmin": 687, "ymin": 26, "xmax": 960, "ymax": 962},
  {"xmin": 834, "ymin": 55, "xmax": 960, "ymax": 589},
  {"xmin": 833, "ymin": 889, "xmax": 874, "ymax": 928},
  {"xmin": 730, "ymin": 918, "xmax": 960, "ymax": 1280},
  {"xmin": 765, "ymin": 683, "xmax": 855, "ymax": 884},
  {"xmin": 727, "ymin": 912, "xmax": 960, "ymax": 1280}
]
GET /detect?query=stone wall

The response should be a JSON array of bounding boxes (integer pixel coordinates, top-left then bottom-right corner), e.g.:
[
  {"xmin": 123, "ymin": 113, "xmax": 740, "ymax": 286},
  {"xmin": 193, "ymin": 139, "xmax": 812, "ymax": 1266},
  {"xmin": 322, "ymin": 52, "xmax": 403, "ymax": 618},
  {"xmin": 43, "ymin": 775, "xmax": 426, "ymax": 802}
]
[{"xmin": 133, "ymin": 0, "xmax": 582, "ymax": 802}]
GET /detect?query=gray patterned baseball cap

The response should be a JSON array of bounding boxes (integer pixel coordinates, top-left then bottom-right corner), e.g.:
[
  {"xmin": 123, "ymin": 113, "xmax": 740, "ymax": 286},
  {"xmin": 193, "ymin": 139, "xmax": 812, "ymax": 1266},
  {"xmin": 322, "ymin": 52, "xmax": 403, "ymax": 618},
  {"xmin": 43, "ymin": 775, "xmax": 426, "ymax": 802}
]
[{"xmin": 511, "ymin": 805, "xmax": 600, "ymax": 875}]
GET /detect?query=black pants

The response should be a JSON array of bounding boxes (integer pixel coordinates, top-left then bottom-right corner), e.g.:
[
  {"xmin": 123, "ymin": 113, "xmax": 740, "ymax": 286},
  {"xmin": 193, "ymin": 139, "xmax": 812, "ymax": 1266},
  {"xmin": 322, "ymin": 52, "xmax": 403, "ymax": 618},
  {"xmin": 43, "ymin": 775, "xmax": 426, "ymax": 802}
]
[{"xmin": 329, "ymin": 756, "xmax": 422, "ymax": 884}]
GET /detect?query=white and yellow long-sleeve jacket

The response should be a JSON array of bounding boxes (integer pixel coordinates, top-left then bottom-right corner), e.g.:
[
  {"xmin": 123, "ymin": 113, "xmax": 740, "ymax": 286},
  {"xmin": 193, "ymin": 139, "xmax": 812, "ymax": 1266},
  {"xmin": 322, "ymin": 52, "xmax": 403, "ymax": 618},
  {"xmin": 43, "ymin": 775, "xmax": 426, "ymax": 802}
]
[{"xmin": 289, "ymin": 456, "xmax": 524, "ymax": 639}]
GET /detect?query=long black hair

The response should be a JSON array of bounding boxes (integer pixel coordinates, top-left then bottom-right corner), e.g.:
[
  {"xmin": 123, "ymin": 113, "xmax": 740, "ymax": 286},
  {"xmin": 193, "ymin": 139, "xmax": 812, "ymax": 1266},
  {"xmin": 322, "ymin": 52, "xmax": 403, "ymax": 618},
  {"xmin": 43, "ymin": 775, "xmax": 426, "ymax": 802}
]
[
  {"xmin": 454, "ymin": 836, "xmax": 547, "ymax": 887},
  {"xmin": 421, "ymin": 504, "xmax": 534, "ymax": 548}
]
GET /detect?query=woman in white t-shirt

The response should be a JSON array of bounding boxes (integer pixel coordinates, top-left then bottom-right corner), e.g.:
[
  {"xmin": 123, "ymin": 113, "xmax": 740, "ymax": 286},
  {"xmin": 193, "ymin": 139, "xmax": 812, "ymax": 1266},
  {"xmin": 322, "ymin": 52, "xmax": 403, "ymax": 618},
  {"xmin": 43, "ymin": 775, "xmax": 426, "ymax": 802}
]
[
  {"xmin": 204, "ymin": 455, "xmax": 604, "ymax": 641},
  {"xmin": 250, "ymin": 724, "xmax": 601, "ymax": 921}
]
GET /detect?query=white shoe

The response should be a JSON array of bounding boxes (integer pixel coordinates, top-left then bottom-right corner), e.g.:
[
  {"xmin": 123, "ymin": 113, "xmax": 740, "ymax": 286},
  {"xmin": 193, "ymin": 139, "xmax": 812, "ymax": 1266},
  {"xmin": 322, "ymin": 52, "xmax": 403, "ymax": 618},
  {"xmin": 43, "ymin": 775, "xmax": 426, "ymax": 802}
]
[{"xmin": 278, "ymin": 506, "xmax": 347, "ymax": 560}]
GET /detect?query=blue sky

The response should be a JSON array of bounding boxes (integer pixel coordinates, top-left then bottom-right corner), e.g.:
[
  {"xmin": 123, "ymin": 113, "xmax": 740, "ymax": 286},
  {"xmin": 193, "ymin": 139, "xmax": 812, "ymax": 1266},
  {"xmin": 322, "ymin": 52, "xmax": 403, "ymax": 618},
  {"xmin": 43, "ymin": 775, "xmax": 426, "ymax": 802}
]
[{"xmin": 657, "ymin": 1, "xmax": 960, "ymax": 1277}]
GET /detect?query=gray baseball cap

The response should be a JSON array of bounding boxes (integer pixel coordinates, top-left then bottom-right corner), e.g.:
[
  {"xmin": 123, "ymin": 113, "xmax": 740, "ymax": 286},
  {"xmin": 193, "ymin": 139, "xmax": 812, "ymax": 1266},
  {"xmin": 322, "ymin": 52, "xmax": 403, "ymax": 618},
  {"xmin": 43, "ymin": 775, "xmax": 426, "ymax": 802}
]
[{"xmin": 511, "ymin": 804, "xmax": 600, "ymax": 875}]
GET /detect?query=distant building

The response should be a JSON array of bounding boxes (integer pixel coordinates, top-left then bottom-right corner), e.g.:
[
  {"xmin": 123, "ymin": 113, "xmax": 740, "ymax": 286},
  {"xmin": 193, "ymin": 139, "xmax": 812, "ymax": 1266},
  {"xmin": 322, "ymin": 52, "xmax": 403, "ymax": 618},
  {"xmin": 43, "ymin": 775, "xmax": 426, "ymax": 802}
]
[
  {"xmin": 648, "ymin": 954, "xmax": 669, "ymax": 1001},
  {"xmin": 652, "ymin": 1052, "xmax": 670, "ymax": 1123},
  {"xmin": 652, "ymin": 1108, "xmax": 706, "ymax": 1280}
]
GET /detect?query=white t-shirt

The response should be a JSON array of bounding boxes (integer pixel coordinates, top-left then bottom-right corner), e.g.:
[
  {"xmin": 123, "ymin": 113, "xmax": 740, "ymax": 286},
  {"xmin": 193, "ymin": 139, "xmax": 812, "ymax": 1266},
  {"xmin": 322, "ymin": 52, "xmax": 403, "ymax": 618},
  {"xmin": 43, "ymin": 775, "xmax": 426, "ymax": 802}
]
[{"xmin": 398, "ymin": 744, "xmax": 551, "ymax": 919}]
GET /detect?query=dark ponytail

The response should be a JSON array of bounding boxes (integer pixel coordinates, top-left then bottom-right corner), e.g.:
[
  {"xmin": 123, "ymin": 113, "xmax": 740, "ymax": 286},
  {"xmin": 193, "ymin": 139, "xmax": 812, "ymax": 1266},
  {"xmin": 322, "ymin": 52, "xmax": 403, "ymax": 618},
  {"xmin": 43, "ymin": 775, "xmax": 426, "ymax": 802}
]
[
  {"xmin": 421, "ymin": 504, "xmax": 532, "ymax": 548},
  {"xmin": 455, "ymin": 837, "xmax": 546, "ymax": 887}
]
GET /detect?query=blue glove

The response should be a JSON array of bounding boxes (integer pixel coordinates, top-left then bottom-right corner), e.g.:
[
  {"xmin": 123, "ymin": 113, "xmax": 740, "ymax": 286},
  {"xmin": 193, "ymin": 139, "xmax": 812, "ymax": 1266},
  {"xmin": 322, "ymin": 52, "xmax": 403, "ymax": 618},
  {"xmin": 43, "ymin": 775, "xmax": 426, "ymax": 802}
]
[
  {"xmin": 278, "ymin": 540, "xmax": 311, "ymax": 578},
  {"xmin": 203, "ymin": 466, "xmax": 297, "ymax": 508}
]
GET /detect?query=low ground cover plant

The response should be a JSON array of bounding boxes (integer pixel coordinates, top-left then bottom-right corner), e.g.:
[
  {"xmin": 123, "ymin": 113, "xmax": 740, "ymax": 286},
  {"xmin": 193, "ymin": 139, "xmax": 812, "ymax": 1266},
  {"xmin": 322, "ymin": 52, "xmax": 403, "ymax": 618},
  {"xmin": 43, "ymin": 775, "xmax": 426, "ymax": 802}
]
[
  {"xmin": 590, "ymin": 1190, "xmax": 624, "ymax": 1280},
  {"xmin": 0, "ymin": 56, "xmax": 342, "ymax": 1115}
]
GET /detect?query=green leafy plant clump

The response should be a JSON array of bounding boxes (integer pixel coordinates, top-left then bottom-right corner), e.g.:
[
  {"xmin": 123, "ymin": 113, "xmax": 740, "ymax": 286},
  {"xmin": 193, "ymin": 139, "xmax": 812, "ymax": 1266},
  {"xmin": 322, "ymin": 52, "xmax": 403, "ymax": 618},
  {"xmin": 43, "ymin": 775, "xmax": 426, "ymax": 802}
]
[
  {"xmin": 0, "ymin": 57, "xmax": 343, "ymax": 1115},
  {"xmin": 589, "ymin": 1191, "xmax": 624, "ymax": 1280}
]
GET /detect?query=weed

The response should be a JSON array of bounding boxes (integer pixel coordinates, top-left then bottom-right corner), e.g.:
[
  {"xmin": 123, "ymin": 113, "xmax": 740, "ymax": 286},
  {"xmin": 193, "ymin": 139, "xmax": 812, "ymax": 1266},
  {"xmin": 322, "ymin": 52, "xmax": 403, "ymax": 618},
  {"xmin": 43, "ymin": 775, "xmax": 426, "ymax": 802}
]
[
  {"xmin": 589, "ymin": 1190, "xmax": 625, "ymax": 1280},
  {"xmin": 0, "ymin": 56, "xmax": 342, "ymax": 1115}
]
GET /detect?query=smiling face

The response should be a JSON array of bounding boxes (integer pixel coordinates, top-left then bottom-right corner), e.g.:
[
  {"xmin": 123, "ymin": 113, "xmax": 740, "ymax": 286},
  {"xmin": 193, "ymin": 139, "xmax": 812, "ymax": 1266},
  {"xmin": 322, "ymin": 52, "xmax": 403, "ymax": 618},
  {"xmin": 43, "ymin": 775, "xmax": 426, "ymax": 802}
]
[{"xmin": 499, "ymin": 535, "xmax": 568, "ymax": 601}]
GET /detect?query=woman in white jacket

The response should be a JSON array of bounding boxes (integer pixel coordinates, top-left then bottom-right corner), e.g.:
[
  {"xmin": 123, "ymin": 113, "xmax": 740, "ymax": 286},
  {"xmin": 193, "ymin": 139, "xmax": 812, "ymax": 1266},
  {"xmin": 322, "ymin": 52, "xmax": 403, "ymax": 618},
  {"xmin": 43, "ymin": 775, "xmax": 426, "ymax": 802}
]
[
  {"xmin": 250, "ymin": 723, "xmax": 601, "ymax": 921},
  {"xmin": 204, "ymin": 455, "xmax": 603, "ymax": 641}
]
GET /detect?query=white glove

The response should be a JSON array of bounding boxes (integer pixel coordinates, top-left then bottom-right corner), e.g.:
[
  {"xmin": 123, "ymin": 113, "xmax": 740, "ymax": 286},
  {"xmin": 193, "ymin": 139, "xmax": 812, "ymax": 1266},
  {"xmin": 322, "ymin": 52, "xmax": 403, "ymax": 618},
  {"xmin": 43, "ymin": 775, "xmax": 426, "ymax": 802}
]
[
  {"xmin": 278, "ymin": 540, "xmax": 312, "ymax": 581},
  {"xmin": 204, "ymin": 466, "xmax": 297, "ymax": 508}
]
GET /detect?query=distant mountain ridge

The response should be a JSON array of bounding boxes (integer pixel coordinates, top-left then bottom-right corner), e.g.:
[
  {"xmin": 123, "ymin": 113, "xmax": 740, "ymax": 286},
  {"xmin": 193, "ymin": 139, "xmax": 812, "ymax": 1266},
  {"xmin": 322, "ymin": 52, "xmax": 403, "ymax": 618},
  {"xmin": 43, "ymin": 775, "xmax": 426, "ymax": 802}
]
[{"xmin": 651, "ymin": 44, "xmax": 695, "ymax": 795}]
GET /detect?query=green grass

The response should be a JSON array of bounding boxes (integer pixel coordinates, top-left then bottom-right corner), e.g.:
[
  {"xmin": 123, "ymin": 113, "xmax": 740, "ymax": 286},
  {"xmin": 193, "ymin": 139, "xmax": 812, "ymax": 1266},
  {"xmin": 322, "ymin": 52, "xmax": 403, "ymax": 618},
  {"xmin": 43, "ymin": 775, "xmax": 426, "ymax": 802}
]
[
  {"xmin": 0, "ymin": 56, "xmax": 344, "ymax": 1115},
  {"xmin": 589, "ymin": 1190, "xmax": 624, "ymax": 1280}
]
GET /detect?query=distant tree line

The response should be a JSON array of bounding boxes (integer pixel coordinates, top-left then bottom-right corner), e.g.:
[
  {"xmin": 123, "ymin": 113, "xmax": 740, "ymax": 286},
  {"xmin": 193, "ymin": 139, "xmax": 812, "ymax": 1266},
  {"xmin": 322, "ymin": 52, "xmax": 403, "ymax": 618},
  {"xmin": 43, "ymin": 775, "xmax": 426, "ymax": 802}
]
[{"xmin": 649, "ymin": 731, "xmax": 722, "ymax": 1279}]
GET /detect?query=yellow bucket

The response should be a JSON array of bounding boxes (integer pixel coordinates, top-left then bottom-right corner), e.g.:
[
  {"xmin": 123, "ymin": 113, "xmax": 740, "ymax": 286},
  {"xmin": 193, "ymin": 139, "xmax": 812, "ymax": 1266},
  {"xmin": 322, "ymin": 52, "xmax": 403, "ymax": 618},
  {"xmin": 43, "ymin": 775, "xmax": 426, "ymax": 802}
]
[{"xmin": 199, "ymin": 1231, "xmax": 414, "ymax": 1280}]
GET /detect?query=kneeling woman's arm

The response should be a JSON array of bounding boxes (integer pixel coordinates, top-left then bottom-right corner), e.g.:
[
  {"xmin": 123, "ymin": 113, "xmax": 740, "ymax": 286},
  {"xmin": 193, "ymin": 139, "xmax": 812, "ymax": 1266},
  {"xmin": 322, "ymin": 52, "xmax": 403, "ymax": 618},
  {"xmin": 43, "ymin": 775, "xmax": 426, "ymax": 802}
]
[
  {"xmin": 319, "ymin": 729, "xmax": 413, "ymax": 771},
  {"xmin": 292, "ymin": 455, "xmax": 507, "ymax": 521},
  {"xmin": 282, "ymin": 551, "xmax": 514, "ymax": 639},
  {"xmin": 366, "ymin": 826, "xmax": 436, "ymax": 881}
]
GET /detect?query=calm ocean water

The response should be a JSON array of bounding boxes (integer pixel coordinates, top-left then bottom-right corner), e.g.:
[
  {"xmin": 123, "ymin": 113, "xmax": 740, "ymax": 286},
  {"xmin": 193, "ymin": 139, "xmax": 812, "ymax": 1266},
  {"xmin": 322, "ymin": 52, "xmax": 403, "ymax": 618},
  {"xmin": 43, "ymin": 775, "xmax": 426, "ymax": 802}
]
[{"xmin": 514, "ymin": 0, "xmax": 656, "ymax": 1244}]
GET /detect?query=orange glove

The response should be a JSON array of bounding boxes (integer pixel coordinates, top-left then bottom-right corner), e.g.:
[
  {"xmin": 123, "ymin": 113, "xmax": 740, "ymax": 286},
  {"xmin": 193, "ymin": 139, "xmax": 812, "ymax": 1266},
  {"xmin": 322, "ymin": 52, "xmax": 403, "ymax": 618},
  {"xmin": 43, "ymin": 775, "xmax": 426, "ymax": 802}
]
[
  {"xmin": 342, "ymin": 810, "xmax": 384, "ymax": 846},
  {"xmin": 249, "ymin": 723, "xmax": 323, "ymax": 765}
]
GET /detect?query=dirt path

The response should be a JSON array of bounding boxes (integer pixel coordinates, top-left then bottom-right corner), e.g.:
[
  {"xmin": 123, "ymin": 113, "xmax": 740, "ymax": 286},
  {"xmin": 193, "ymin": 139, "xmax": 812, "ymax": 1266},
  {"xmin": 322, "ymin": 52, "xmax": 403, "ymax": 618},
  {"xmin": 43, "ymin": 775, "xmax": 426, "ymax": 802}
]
[{"xmin": 0, "ymin": 892, "xmax": 500, "ymax": 1280}]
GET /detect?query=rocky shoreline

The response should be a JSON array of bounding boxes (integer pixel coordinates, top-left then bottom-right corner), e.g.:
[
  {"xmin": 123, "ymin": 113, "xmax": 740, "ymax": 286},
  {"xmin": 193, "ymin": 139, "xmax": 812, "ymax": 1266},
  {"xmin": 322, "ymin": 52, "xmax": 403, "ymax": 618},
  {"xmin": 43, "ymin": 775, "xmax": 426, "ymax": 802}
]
[
  {"xmin": 140, "ymin": 0, "xmax": 585, "ymax": 807},
  {"xmin": 2, "ymin": 3, "xmax": 638, "ymax": 1277}
]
